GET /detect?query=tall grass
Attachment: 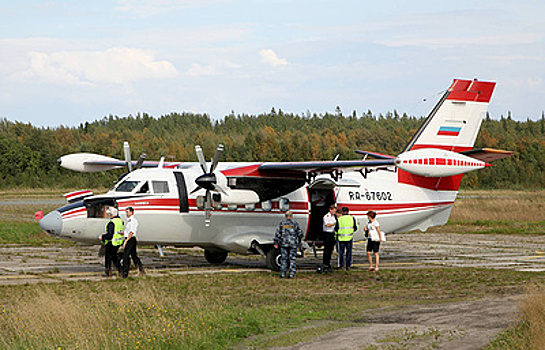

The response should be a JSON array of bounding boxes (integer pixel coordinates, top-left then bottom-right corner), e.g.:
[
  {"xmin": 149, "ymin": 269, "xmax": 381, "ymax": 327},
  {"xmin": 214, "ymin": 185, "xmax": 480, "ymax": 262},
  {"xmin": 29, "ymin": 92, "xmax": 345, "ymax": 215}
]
[
  {"xmin": 428, "ymin": 190, "xmax": 545, "ymax": 235},
  {"xmin": 0, "ymin": 268, "xmax": 543, "ymax": 349},
  {"xmin": 487, "ymin": 285, "xmax": 545, "ymax": 350}
]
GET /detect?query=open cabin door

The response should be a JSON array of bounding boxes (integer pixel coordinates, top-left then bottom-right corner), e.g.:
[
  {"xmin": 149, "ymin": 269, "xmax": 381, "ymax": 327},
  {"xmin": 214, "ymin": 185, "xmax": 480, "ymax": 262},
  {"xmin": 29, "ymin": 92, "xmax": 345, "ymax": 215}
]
[{"xmin": 306, "ymin": 179, "xmax": 336, "ymax": 243}]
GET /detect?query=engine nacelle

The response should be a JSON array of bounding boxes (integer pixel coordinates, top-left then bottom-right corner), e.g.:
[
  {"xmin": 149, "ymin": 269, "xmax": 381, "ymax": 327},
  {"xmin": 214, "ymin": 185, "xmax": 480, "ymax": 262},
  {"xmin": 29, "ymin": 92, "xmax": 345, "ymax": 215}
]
[
  {"xmin": 58, "ymin": 153, "xmax": 123, "ymax": 172},
  {"xmin": 214, "ymin": 172, "xmax": 260, "ymax": 205},
  {"xmin": 395, "ymin": 148, "xmax": 490, "ymax": 177}
]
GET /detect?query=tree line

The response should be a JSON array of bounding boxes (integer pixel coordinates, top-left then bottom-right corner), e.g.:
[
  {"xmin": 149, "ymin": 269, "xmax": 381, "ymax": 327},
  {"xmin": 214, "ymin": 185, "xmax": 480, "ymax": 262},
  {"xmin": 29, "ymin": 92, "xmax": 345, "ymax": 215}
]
[{"xmin": 0, "ymin": 109, "xmax": 544, "ymax": 189}]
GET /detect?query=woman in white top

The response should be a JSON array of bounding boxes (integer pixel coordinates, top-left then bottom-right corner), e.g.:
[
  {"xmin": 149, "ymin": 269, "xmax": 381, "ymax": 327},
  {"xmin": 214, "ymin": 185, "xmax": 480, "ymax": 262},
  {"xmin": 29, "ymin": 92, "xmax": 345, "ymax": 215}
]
[{"xmin": 365, "ymin": 210, "xmax": 384, "ymax": 272}]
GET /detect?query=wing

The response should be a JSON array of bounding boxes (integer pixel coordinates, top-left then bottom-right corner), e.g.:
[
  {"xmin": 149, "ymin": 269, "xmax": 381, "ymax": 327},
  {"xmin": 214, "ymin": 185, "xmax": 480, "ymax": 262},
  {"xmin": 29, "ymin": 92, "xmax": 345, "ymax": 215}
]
[{"xmin": 258, "ymin": 159, "xmax": 395, "ymax": 174}]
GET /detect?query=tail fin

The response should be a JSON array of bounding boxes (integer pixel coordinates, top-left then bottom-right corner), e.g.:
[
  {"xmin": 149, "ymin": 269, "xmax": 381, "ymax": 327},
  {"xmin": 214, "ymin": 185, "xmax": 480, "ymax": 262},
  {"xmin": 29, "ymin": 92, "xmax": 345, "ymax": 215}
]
[
  {"xmin": 403, "ymin": 79, "xmax": 496, "ymax": 153},
  {"xmin": 399, "ymin": 79, "xmax": 496, "ymax": 191}
]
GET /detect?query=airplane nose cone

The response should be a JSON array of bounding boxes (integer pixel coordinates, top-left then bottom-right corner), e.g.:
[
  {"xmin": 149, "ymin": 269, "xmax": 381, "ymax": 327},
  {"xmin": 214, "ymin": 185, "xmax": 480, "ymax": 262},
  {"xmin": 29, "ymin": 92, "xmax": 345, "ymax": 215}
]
[
  {"xmin": 39, "ymin": 211, "xmax": 62, "ymax": 235},
  {"xmin": 195, "ymin": 173, "xmax": 217, "ymax": 191}
]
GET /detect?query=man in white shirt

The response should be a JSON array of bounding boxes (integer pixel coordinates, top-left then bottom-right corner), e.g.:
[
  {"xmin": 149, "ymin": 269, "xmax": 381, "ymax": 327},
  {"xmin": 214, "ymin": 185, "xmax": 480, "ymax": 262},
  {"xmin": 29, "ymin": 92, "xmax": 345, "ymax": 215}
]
[
  {"xmin": 121, "ymin": 207, "xmax": 145, "ymax": 277},
  {"xmin": 321, "ymin": 205, "xmax": 337, "ymax": 272}
]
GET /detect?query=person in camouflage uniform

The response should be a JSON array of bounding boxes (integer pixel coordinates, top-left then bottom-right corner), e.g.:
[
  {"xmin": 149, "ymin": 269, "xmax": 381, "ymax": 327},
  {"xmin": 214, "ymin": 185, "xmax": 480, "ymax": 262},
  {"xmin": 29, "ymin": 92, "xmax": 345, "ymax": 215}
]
[{"xmin": 274, "ymin": 210, "xmax": 304, "ymax": 278}]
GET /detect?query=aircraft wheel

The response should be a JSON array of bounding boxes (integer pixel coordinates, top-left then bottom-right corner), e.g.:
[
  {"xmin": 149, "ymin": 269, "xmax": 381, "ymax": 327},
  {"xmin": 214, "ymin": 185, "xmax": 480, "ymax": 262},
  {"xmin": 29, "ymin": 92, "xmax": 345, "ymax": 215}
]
[
  {"xmin": 265, "ymin": 247, "xmax": 281, "ymax": 271},
  {"xmin": 204, "ymin": 250, "xmax": 228, "ymax": 264}
]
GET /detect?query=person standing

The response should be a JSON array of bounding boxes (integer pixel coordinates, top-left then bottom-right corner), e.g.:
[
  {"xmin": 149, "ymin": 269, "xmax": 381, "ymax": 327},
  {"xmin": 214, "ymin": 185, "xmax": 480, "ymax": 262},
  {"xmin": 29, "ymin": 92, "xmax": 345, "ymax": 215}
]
[
  {"xmin": 121, "ymin": 207, "xmax": 145, "ymax": 278},
  {"xmin": 99, "ymin": 207, "xmax": 124, "ymax": 277},
  {"xmin": 321, "ymin": 205, "xmax": 337, "ymax": 273},
  {"xmin": 334, "ymin": 207, "xmax": 357, "ymax": 271},
  {"xmin": 366, "ymin": 210, "xmax": 384, "ymax": 272},
  {"xmin": 274, "ymin": 210, "xmax": 303, "ymax": 278}
]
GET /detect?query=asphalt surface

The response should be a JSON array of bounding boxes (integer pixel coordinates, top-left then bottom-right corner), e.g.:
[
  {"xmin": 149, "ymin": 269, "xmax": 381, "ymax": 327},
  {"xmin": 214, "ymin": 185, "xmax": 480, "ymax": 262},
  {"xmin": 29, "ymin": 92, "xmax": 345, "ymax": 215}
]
[{"xmin": 1, "ymin": 232, "xmax": 545, "ymax": 285}]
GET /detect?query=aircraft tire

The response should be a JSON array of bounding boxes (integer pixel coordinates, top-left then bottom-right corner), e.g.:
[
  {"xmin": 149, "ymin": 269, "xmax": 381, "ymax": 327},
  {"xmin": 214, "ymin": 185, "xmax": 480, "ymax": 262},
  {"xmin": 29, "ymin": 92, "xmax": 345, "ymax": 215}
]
[
  {"xmin": 204, "ymin": 250, "xmax": 228, "ymax": 264},
  {"xmin": 265, "ymin": 248, "xmax": 281, "ymax": 271}
]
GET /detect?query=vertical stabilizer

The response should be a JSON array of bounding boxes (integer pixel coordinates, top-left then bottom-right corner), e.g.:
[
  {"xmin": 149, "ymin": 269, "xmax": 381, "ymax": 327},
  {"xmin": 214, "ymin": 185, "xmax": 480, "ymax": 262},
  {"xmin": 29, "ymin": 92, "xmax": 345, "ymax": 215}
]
[
  {"xmin": 403, "ymin": 79, "xmax": 496, "ymax": 153},
  {"xmin": 399, "ymin": 79, "xmax": 496, "ymax": 191}
]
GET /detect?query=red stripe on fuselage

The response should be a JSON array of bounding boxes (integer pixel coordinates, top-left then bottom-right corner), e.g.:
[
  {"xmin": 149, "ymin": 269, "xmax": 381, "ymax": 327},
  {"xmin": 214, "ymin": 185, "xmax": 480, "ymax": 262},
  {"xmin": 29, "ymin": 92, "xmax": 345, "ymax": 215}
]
[{"xmin": 336, "ymin": 201, "xmax": 454, "ymax": 212}]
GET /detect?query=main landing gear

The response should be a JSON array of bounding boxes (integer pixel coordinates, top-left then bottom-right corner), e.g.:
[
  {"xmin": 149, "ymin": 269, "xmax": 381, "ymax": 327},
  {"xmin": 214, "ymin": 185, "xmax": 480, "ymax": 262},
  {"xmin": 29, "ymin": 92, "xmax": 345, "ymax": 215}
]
[{"xmin": 204, "ymin": 250, "xmax": 228, "ymax": 264}]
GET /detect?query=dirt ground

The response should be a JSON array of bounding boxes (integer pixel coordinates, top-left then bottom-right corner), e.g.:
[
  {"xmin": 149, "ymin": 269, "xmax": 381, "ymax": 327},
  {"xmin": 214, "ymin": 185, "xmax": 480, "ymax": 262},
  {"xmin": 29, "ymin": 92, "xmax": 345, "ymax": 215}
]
[{"xmin": 1, "ymin": 232, "xmax": 543, "ymax": 348}]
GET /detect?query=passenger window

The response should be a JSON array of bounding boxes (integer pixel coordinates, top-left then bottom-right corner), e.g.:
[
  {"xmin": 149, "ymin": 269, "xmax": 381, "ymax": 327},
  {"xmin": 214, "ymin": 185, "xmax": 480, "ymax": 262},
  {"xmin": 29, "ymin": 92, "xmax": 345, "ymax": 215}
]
[
  {"xmin": 136, "ymin": 182, "xmax": 150, "ymax": 194},
  {"xmin": 196, "ymin": 196, "xmax": 205, "ymax": 209},
  {"xmin": 261, "ymin": 200, "xmax": 272, "ymax": 211},
  {"xmin": 152, "ymin": 181, "xmax": 169, "ymax": 193},
  {"xmin": 279, "ymin": 198, "xmax": 290, "ymax": 211},
  {"xmin": 245, "ymin": 203, "xmax": 255, "ymax": 211}
]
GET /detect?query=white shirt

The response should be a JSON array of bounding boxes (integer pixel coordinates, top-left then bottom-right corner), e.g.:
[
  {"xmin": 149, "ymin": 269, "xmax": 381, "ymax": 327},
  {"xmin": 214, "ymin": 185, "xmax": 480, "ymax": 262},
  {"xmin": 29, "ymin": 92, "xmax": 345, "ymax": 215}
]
[
  {"xmin": 323, "ymin": 212, "xmax": 336, "ymax": 232},
  {"xmin": 367, "ymin": 220, "xmax": 385, "ymax": 242},
  {"xmin": 124, "ymin": 216, "xmax": 138, "ymax": 239}
]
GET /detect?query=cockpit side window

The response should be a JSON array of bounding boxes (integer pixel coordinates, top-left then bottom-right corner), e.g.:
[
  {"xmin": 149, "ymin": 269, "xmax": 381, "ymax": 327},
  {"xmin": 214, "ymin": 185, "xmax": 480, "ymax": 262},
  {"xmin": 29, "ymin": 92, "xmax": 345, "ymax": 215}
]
[
  {"xmin": 116, "ymin": 180, "xmax": 140, "ymax": 192},
  {"xmin": 152, "ymin": 181, "xmax": 170, "ymax": 194},
  {"xmin": 136, "ymin": 181, "xmax": 150, "ymax": 194}
]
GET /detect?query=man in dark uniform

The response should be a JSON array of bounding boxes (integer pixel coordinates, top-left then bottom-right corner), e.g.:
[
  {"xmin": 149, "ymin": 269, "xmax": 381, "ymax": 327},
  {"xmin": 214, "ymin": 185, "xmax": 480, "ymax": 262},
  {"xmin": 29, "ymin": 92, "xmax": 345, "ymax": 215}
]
[
  {"xmin": 274, "ymin": 210, "xmax": 303, "ymax": 278},
  {"xmin": 98, "ymin": 207, "xmax": 123, "ymax": 277}
]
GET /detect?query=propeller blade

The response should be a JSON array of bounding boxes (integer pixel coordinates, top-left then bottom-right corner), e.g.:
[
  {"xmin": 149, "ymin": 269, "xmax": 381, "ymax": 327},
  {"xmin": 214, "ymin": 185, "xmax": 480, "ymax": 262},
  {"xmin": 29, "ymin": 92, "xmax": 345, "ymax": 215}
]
[
  {"xmin": 210, "ymin": 144, "xmax": 224, "ymax": 173},
  {"xmin": 212, "ymin": 183, "xmax": 228, "ymax": 196},
  {"xmin": 195, "ymin": 145, "xmax": 208, "ymax": 173},
  {"xmin": 205, "ymin": 190, "xmax": 212, "ymax": 227},
  {"xmin": 190, "ymin": 186, "xmax": 203, "ymax": 195},
  {"xmin": 124, "ymin": 141, "xmax": 132, "ymax": 172},
  {"xmin": 134, "ymin": 153, "xmax": 147, "ymax": 171}
]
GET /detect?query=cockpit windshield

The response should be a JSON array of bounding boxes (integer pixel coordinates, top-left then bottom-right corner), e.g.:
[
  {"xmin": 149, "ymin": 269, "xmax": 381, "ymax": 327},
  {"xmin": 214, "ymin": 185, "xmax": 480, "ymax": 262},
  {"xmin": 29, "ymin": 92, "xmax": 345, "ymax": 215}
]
[{"xmin": 115, "ymin": 180, "xmax": 140, "ymax": 192}]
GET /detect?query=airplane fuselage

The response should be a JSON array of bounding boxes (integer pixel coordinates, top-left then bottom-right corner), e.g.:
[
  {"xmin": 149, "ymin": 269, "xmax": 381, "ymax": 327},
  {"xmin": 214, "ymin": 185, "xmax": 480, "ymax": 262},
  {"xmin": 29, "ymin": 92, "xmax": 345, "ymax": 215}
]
[{"xmin": 42, "ymin": 164, "xmax": 456, "ymax": 255}]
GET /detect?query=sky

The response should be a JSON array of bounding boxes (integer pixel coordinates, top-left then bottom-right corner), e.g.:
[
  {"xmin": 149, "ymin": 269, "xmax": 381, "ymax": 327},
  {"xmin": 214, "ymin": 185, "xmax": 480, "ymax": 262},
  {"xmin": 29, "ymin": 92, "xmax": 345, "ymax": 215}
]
[{"xmin": 1, "ymin": 0, "xmax": 545, "ymax": 127}]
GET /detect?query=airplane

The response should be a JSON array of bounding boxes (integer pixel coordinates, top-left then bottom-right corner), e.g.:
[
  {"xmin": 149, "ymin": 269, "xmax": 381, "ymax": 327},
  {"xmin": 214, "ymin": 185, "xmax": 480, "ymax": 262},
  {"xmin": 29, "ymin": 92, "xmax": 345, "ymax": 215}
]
[{"xmin": 39, "ymin": 78, "xmax": 512, "ymax": 270}]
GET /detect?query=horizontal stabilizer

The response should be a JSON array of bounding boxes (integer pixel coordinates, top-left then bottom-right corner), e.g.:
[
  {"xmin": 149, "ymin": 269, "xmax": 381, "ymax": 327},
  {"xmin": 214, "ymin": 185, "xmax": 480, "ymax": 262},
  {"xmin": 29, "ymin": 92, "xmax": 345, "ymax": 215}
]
[{"xmin": 460, "ymin": 148, "xmax": 513, "ymax": 163}]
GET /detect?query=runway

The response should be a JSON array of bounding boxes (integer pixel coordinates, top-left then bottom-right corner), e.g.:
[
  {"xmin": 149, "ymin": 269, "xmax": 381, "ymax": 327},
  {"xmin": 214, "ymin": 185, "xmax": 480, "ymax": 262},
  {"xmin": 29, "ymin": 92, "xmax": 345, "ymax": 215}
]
[{"xmin": 0, "ymin": 232, "xmax": 544, "ymax": 285}]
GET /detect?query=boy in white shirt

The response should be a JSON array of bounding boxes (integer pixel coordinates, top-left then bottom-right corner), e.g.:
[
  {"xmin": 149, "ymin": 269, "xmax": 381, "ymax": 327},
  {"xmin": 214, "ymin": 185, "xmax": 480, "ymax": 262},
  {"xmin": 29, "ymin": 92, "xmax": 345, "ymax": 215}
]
[{"xmin": 365, "ymin": 210, "xmax": 384, "ymax": 272}]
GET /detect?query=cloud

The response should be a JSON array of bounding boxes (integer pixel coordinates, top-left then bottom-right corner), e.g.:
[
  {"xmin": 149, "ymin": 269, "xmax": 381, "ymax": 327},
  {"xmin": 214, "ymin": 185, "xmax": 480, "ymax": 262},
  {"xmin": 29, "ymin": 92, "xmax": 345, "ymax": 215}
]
[
  {"xmin": 186, "ymin": 63, "xmax": 216, "ymax": 77},
  {"xmin": 259, "ymin": 49, "xmax": 288, "ymax": 67},
  {"xmin": 20, "ymin": 46, "xmax": 178, "ymax": 86}
]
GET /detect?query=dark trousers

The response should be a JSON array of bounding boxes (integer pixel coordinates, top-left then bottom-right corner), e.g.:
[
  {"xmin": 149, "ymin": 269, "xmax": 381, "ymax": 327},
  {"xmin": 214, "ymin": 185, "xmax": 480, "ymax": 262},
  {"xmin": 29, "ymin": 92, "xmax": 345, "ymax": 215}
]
[
  {"xmin": 338, "ymin": 240, "xmax": 353, "ymax": 268},
  {"xmin": 122, "ymin": 237, "xmax": 143, "ymax": 277},
  {"xmin": 105, "ymin": 243, "xmax": 121, "ymax": 274},
  {"xmin": 322, "ymin": 231, "xmax": 335, "ymax": 268}
]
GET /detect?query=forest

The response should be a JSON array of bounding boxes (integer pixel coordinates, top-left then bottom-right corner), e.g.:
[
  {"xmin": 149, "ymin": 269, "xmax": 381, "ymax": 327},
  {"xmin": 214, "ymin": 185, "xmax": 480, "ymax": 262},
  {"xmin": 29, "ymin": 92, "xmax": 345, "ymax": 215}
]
[{"xmin": 0, "ymin": 109, "xmax": 544, "ymax": 190}]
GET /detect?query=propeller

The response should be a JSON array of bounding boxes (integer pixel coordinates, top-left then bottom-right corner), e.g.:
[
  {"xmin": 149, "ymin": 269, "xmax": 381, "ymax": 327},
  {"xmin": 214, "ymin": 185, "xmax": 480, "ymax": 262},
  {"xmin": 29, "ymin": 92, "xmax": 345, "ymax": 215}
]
[
  {"xmin": 191, "ymin": 144, "xmax": 226, "ymax": 226},
  {"xmin": 123, "ymin": 141, "xmax": 147, "ymax": 172}
]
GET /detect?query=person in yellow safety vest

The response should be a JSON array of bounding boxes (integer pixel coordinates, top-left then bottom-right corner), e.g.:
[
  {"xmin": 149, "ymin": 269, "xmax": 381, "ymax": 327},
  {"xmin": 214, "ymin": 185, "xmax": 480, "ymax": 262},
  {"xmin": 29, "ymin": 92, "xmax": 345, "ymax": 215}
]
[
  {"xmin": 98, "ymin": 207, "xmax": 124, "ymax": 277},
  {"xmin": 334, "ymin": 207, "xmax": 358, "ymax": 271}
]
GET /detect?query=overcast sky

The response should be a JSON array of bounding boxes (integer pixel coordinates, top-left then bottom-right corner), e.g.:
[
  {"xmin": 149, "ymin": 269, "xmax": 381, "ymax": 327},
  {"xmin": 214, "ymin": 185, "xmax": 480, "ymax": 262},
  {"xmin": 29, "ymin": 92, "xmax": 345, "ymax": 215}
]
[{"xmin": 1, "ymin": 1, "xmax": 544, "ymax": 126}]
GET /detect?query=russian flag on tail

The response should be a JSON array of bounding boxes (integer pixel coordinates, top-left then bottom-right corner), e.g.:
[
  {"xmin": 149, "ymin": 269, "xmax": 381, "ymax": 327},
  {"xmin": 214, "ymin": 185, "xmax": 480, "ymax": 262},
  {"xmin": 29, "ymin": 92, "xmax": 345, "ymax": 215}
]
[{"xmin": 437, "ymin": 126, "xmax": 461, "ymax": 136}]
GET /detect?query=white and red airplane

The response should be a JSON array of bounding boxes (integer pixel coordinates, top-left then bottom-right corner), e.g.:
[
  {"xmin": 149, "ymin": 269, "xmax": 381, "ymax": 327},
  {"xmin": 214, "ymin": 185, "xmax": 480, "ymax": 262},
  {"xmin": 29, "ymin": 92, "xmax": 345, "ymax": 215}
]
[{"xmin": 40, "ymin": 78, "xmax": 511, "ymax": 269}]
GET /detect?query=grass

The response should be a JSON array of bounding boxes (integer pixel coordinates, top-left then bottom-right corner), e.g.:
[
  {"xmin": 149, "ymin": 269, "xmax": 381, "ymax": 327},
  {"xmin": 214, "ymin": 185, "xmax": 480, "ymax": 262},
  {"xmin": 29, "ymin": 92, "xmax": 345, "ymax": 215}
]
[
  {"xmin": 0, "ymin": 220, "xmax": 65, "ymax": 245},
  {"xmin": 0, "ymin": 268, "xmax": 543, "ymax": 349},
  {"xmin": 428, "ymin": 189, "xmax": 545, "ymax": 235},
  {"xmin": 485, "ymin": 284, "xmax": 545, "ymax": 350}
]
